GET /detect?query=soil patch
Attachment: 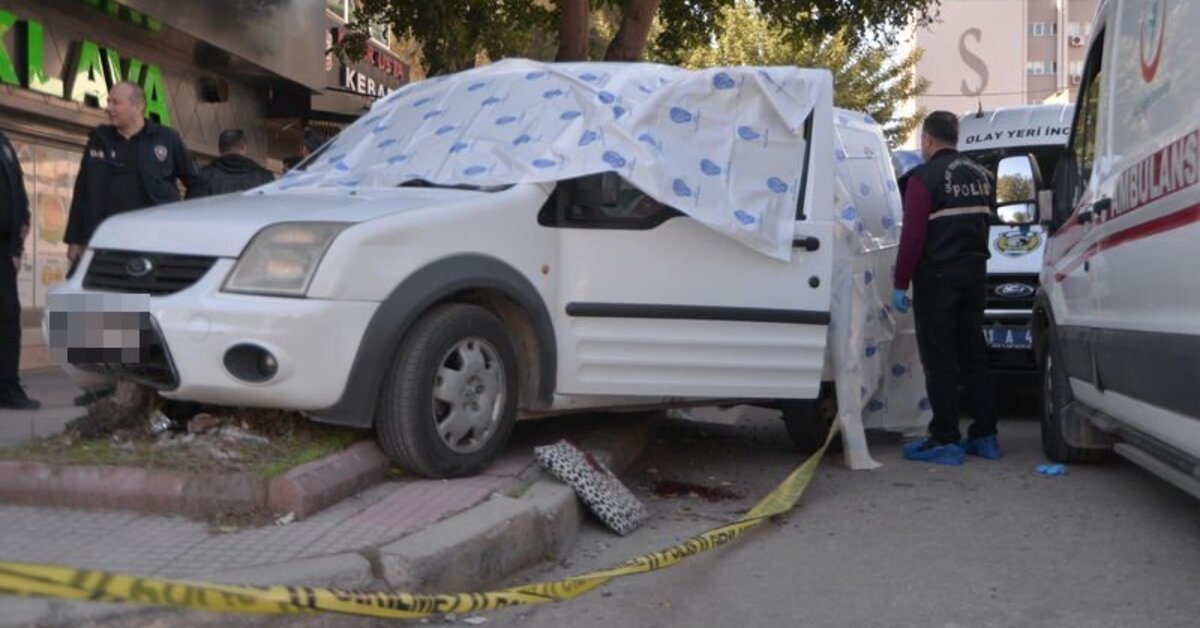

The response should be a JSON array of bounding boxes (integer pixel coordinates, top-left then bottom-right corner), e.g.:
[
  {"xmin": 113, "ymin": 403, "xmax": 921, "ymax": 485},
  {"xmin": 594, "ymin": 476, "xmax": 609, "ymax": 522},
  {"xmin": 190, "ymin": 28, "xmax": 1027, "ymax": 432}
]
[{"xmin": 1, "ymin": 405, "xmax": 368, "ymax": 479}]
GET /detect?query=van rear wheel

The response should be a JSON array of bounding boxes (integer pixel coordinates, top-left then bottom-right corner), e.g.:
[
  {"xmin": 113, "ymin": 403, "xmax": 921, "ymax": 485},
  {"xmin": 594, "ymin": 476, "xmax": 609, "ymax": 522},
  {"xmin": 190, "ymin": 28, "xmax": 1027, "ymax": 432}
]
[
  {"xmin": 1040, "ymin": 333, "xmax": 1108, "ymax": 463},
  {"xmin": 781, "ymin": 383, "xmax": 839, "ymax": 454},
  {"xmin": 376, "ymin": 304, "xmax": 519, "ymax": 478}
]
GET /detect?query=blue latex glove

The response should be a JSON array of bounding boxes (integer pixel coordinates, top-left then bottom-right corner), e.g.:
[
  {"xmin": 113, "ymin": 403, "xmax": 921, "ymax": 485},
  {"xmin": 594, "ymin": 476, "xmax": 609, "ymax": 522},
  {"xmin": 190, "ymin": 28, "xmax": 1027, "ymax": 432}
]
[{"xmin": 892, "ymin": 288, "xmax": 910, "ymax": 313}]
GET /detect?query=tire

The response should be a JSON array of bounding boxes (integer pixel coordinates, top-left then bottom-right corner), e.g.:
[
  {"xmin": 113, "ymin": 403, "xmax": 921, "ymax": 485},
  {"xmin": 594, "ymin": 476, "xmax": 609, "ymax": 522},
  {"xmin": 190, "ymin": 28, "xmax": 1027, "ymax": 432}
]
[
  {"xmin": 376, "ymin": 303, "xmax": 520, "ymax": 478},
  {"xmin": 781, "ymin": 383, "xmax": 839, "ymax": 454},
  {"xmin": 1040, "ymin": 330, "xmax": 1108, "ymax": 463}
]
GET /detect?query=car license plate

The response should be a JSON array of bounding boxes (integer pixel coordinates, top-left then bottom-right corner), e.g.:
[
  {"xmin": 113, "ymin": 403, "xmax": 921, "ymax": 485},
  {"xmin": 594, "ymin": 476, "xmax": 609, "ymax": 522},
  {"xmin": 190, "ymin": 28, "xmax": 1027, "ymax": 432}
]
[
  {"xmin": 46, "ymin": 293, "xmax": 153, "ymax": 364},
  {"xmin": 984, "ymin": 326, "xmax": 1032, "ymax": 350}
]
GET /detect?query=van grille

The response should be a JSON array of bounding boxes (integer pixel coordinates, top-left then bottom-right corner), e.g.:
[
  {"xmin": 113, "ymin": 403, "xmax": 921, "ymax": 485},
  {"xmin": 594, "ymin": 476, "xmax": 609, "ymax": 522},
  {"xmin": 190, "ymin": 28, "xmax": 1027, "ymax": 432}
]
[
  {"xmin": 986, "ymin": 274, "xmax": 1038, "ymax": 310},
  {"xmin": 84, "ymin": 250, "xmax": 217, "ymax": 296}
]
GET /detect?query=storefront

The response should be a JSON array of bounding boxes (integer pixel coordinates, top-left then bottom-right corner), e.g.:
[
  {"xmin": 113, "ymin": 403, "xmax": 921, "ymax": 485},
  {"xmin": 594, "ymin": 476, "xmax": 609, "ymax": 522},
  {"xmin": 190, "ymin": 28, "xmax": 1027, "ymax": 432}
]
[
  {"xmin": 0, "ymin": 0, "xmax": 325, "ymax": 369},
  {"xmin": 308, "ymin": 2, "xmax": 410, "ymax": 143}
]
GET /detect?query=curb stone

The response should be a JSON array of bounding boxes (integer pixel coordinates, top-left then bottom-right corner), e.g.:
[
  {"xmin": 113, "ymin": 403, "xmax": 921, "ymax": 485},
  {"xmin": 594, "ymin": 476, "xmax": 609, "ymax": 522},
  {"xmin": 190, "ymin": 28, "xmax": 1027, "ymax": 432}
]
[
  {"xmin": 0, "ymin": 441, "xmax": 389, "ymax": 521},
  {"xmin": 14, "ymin": 414, "xmax": 661, "ymax": 627}
]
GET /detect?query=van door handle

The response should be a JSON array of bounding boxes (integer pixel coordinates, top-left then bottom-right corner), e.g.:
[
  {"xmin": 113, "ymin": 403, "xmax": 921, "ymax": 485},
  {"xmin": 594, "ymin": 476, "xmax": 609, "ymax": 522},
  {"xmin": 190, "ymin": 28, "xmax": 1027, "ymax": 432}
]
[{"xmin": 792, "ymin": 237, "xmax": 820, "ymax": 251}]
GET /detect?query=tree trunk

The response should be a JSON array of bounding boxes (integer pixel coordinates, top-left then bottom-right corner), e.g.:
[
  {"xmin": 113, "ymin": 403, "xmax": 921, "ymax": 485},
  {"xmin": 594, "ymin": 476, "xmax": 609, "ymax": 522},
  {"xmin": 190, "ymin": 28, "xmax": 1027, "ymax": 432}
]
[
  {"xmin": 69, "ymin": 379, "xmax": 155, "ymax": 440},
  {"xmin": 110, "ymin": 379, "xmax": 150, "ymax": 412},
  {"xmin": 604, "ymin": 0, "xmax": 661, "ymax": 61},
  {"xmin": 556, "ymin": 0, "xmax": 590, "ymax": 61}
]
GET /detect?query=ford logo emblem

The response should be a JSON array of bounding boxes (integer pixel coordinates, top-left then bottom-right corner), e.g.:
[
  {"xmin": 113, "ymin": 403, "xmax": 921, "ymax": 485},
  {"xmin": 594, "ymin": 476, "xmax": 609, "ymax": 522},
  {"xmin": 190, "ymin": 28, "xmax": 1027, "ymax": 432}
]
[
  {"xmin": 125, "ymin": 257, "xmax": 154, "ymax": 278},
  {"xmin": 995, "ymin": 283, "xmax": 1035, "ymax": 298}
]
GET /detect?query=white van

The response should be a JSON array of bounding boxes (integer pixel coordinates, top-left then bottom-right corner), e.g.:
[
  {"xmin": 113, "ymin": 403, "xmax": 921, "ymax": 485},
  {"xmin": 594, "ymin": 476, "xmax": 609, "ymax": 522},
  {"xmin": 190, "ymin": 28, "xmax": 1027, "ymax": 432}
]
[
  {"xmin": 958, "ymin": 105, "xmax": 1073, "ymax": 372},
  {"xmin": 46, "ymin": 61, "xmax": 911, "ymax": 477},
  {"xmin": 1035, "ymin": 0, "xmax": 1200, "ymax": 497}
]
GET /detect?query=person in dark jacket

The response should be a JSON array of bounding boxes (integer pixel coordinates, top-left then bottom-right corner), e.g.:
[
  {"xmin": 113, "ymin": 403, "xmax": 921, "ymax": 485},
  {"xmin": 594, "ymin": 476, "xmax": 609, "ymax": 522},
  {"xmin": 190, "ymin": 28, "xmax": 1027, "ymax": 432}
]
[
  {"xmin": 0, "ymin": 131, "xmax": 38, "ymax": 409},
  {"xmin": 892, "ymin": 111, "xmax": 999, "ymax": 465},
  {"xmin": 64, "ymin": 80, "xmax": 199, "ymax": 406},
  {"xmin": 64, "ymin": 80, "xmax": 200, "ymax": 267},
  {"xmin": 282, "ymin": 128, "xmax": 325, "ymax": 171},
  {"xmin": 186, "ymin": 129, "xmax": 274, "ymax": 199}
]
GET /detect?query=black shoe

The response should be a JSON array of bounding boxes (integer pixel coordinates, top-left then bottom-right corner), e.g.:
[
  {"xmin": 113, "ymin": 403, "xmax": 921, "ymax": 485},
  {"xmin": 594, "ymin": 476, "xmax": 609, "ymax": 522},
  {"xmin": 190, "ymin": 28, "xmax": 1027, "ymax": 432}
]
[
  {"xmin": 0, "ymin": 394, "xmax": 41, "ymax": 410},
  {"xmin": 74, "ymin": 388, "xmax": 114, "ymax": 407}
]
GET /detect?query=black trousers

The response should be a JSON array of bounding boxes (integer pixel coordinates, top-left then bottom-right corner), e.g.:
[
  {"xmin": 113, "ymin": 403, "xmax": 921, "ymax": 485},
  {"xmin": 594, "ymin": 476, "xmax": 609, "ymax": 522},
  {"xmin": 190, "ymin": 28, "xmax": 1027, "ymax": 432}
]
[
  {"xmin": 913, "ymin": 262, "xmax": 997, "ymax": 443},
  {"xmin": 0, "ymin": 246, "xmax": 21, "ymax": 394}
]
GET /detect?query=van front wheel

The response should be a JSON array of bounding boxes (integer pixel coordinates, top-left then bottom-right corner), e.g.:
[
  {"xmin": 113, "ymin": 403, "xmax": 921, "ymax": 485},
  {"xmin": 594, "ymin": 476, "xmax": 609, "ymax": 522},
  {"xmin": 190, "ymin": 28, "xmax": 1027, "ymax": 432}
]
[
  {"xmin": 376, "ymin": 304, "xmax": 519, "ymax": 478},
  {"xmin": 1040, "ymin": 332, "xmax": 1108, "ymax": 463}
]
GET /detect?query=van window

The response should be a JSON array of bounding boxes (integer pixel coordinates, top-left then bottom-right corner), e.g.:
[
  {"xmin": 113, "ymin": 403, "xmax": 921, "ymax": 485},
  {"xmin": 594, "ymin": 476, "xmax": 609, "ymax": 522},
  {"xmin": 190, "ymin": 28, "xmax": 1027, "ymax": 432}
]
[
  {"xmin": 1069, "ymin": 32, "xmax": 1104, "ymax": 210},
  {"xmin": 539, "ymin": 174, "xmax": 682, "ymax": 230}
]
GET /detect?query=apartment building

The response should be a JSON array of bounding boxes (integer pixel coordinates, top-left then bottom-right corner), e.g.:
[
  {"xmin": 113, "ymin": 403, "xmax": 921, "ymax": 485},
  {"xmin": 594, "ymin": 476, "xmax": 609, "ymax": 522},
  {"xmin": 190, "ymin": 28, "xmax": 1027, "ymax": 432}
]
[{"xmin": 901, "ymin": 0, "xmax": 1096, "ymax": 146}]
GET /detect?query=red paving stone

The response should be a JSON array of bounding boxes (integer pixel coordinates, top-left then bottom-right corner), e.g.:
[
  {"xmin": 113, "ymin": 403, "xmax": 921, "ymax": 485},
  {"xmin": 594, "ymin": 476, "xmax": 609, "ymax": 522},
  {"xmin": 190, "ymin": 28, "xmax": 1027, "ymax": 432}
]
[{"xmin": 343, "ymin": 474, "xmax": 514, "ymax": 531}]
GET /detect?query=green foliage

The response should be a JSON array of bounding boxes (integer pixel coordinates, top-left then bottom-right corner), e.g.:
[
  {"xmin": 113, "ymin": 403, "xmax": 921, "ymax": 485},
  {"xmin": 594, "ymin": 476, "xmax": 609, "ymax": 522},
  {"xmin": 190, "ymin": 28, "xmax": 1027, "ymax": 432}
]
[
  {"xmin": 343, "ymin": 0, "xmax": 555, "ymax": 75},
  {"xmin": 340, "ymin": 0, "xmax": 939, "ymax": 79},
  {"xmin": 674, "ymin": 2, "xmax": 928, "ymax": 146},
  {"xmin": 997, "ymin": 174, "xmax": 1035, "ymax": 204}
]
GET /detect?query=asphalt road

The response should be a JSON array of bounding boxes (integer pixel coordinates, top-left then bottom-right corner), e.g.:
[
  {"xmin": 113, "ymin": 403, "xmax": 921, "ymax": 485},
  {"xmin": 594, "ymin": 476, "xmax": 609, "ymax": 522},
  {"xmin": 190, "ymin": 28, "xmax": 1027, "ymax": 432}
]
[{"xmin": 92, "ymin": 386, "xmax": 1200, "ymax": 628}]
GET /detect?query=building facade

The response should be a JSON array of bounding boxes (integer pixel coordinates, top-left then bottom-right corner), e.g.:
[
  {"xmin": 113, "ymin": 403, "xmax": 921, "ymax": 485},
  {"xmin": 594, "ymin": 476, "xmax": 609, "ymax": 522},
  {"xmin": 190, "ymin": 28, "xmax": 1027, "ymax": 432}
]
[
  {"xmin": 2, "ymin": 0, "xmax": 408, "ymax": 370},
  {"xmin": 902, "ymin": 0, "xmax": 1097, "ymax": 146}
]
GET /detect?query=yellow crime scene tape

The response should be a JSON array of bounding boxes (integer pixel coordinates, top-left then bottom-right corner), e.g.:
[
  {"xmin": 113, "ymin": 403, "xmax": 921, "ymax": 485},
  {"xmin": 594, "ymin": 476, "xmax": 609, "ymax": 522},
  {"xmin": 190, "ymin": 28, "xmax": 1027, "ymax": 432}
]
[{"xmin": 0, "ymin": 423, "xmax": 838, "ymax": 619}]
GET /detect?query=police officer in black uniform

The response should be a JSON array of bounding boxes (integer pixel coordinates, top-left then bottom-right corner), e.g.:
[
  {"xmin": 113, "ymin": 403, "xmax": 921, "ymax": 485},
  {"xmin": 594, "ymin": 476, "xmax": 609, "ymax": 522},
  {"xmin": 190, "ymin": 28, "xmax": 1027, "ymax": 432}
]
[
  {"xmin": 65, "ymin": 80, "xmax": 199, "ymax": 266},
  {"xmin": 0, "ymin": 130, "xmax": 39, "ymax": 410},
  {"xmin": 892, "ymin": 111, "xmax": 1000, "ymax": 465},
  {"xmin": 64, "ymin": 80, "xmax": 199, "ymax": 405}
]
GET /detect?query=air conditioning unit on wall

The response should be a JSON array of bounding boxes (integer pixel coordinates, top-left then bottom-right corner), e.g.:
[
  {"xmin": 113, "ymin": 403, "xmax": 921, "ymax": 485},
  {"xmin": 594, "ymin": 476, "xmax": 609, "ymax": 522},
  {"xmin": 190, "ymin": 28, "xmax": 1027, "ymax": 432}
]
[
  {"xmin": 1069, "ymin": 35, "xmax": 1085, "ymax": 47},
  {"xmin": 1070, "ymin": 74, "xmax": 1083, "ymax": 86}
]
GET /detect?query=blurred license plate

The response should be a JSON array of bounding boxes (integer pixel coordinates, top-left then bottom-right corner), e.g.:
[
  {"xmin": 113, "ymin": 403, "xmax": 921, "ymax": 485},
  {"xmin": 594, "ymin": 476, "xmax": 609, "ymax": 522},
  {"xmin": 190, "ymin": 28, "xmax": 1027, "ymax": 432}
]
[{"xmin": 984, "ymin": 327, "xmax": 1032, "ymax": 350}]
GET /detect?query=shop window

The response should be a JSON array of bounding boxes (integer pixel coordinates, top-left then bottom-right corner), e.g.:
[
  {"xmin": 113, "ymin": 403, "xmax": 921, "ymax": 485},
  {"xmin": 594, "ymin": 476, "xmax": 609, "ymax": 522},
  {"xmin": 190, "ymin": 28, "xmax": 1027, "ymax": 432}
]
[{"xmin": 9, "ymin": 139, "xmax": 79, "ymax": 323}]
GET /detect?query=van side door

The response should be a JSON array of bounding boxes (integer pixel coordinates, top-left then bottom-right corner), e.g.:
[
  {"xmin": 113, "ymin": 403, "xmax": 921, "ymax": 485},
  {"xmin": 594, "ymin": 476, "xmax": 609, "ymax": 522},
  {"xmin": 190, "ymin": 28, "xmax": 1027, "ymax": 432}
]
[{"xmin": 544, "ymin": 101, "xmax": 837, "ymax": 401}]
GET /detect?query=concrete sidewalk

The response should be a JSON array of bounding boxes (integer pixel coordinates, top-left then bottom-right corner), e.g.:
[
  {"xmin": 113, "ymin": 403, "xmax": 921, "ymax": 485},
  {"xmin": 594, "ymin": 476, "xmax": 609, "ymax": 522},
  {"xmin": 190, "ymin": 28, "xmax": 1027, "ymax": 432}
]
[
  {"xmin": 0, "ymin": 368, "xmax": 85, "ymax": 450},
  {"xmin": 0, "ymin": 370, "xmax": 660, "ymax": 627}
]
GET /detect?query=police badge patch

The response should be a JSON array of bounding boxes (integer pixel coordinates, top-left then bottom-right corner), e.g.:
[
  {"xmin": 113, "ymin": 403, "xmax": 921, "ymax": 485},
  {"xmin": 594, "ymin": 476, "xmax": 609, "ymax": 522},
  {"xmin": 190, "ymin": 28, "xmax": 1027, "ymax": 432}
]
[{"xmin": 154, "ymin": 145, "xmax": 168, "ymax": 162}]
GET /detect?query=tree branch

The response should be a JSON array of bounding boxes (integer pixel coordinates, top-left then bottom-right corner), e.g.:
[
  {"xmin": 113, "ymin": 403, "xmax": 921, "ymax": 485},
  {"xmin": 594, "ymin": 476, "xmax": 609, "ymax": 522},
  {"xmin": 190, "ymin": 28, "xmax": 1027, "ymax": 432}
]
[{"xmin": 604, "ymin": 0, "xmax": 662, "ymax": 61}]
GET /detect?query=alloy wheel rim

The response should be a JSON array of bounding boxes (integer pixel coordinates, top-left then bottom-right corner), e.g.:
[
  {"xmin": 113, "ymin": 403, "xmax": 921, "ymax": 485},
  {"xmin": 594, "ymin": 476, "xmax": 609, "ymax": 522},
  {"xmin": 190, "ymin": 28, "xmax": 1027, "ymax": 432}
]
[{"xmin": 431, "ymin": 337, "xmax": 506, "ymax": 454}]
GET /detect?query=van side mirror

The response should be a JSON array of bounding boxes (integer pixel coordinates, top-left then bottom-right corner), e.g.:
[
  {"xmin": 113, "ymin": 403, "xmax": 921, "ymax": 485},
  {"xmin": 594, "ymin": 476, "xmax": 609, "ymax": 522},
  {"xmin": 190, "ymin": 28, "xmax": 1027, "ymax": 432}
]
[{"xmin": 995, "ymin": 155, "xmax": 1041, "ymax": 226}]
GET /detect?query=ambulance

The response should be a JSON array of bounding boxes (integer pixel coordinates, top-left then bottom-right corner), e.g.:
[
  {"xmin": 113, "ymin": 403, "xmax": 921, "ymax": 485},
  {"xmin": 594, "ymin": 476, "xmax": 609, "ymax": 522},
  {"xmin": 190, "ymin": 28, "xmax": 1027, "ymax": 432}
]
[{"xmin": 1034, "ymin": 0, "xmax": 1200, "ymax": 497}]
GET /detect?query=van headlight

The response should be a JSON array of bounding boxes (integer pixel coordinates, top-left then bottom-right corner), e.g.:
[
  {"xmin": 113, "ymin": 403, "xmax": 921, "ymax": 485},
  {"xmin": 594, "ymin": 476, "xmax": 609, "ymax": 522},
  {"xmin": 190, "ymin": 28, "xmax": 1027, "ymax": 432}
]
[{"xmin": 223, "ymin": 222, "xmax": 349, "ymax": 297}]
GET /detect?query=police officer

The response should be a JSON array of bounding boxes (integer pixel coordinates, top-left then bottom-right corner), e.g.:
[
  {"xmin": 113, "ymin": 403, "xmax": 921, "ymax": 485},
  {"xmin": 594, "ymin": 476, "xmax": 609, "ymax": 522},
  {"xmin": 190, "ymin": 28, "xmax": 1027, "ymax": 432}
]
[
  {"xmin": 186, "ymin": 129, "xmax": 274, "ymax": 199},
  {"xmin": 0, "ymin": 130, "xmax": 39, "ymax": 409},
  {"xmin": 892, "ymin": 111, "xmax": 999, "ymax": 465},
  {"xmin": 64, "ymin": 80, "xmax": 199, "ymax": 406},
  {"xmin": 65, "ymin": 80, "xmax": 200, "ymax": 266}
]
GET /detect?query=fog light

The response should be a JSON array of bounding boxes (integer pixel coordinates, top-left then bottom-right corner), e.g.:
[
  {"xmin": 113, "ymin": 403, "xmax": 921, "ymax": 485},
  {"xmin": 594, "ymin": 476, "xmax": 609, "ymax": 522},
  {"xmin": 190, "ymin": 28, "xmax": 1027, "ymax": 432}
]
[
  {"xmin": 224, "ymin": 344, "xmax": 279, "ymax": 383},
  {"xmin": 257, "ymin": 352, "xmax": 278, "ymax": 378}
]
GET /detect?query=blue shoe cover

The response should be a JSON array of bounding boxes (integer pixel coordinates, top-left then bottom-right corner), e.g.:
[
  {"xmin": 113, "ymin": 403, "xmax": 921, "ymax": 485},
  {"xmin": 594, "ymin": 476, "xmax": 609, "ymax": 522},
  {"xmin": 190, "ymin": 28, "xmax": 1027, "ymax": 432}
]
[
  {"xmin": 961, "ymin": 435, "xmax": 1002, "ymax": 460},
  {"xmin": 902, "ymin": 439, "xmax": 966, "ymax": 465}
]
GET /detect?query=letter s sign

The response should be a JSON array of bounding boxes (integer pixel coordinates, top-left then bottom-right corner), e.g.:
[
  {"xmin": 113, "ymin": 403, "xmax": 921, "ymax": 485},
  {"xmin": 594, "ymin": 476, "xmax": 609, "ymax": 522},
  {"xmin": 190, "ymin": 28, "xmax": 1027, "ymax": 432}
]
[{"xmin": 959, "ymin": 28, "xmax": 989, "ymax": 96}]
